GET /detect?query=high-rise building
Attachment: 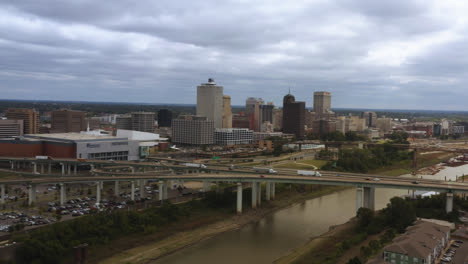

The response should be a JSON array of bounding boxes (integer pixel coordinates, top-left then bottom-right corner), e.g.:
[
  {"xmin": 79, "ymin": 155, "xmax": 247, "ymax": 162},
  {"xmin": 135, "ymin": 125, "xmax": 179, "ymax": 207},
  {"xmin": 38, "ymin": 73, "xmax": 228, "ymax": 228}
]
[
  {"xmin": 172, "ymin": 115, "xmax": 214, "ymax": 145},
  {"xmin": 376, "ymin": 117, "xmax": 392, "ymax": 132},
  {"xmin": 361, "ymin": 112, "xmax": 377, "ymax": 128},
  {"xmin": 0, "ymin": 120, "xmax": 24, "ymax": 138},
  {"xmin": 313, "ymin": 91, "xmax": 335, "ymax": 120},
  {"xmin": 116, "ymin": 116, "xmax": 132, "ymax": 130},
  {"xmin": 245, "ymin": 97, "xmax": 264, "ymax": 114},
  {"xmin": 272, "ymin": 108, "xmax": 283, "ymax": 131},
  {"xmin": 311, "ymin": 120, "xmax": 337, "ymax": 136},
  {"xmin": 232, "ymin": 113, "xmax": 251, "ymax": 129},
  {"xmin": 51, "ymin": 109, "xmax": 86, "ymax": 133},
  {"xmin": 197, "ymin": 78, "xmax": 224, "ymax": 128},
  {"xmin": 282, "ymin": 93, "xmax": 305, "ymax": 139},
  {"xmin": 222, "ymin": 95, "xmax": 232, "ymax": 128},
  {"xmin": 131, "ymin": 112, "xmax": 155, "ymax": 133},
  {"xmin": 6, "ymin": 108, "xmax": 39, "ymax": 134},
  {"xmin": 260, "ymin": 103, "xmax": 274, "ymax": 124},
  {"xmin": 158, "ymin": 109, "xmax": 172, "ymax": 127}
]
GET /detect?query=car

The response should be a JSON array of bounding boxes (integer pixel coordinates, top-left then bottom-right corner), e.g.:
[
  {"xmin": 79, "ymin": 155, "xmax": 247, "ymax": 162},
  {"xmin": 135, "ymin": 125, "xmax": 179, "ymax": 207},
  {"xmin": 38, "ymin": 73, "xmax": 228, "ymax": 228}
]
[
  {"xmin": 412, "ymin": 181, "xmax": 419, "ymax": 184},
  {"xmin": 373, "ymin": 178, "xmax": 380, "ymax": 181},
  {"xmin": 365, "ymin": 178, "xmax": 371, "ymax": 180},
  {"xmin": 455, "ymin": 240, "xmax": 464, "ymax": 243},
  {"xmin": 451, "ymin": 244, "xmax": 460, "ymax": 248},
  {"xmin": 260, "ymin": 175, "xmax": 265, "ymax": 178}
]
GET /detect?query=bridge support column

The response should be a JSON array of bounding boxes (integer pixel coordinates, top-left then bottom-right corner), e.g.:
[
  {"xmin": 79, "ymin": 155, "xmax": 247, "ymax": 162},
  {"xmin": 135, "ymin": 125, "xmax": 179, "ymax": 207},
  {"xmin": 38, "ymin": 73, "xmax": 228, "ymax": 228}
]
[
  {"xmin": 257, "ymin": 182, "xmax": 262, "ymax": 206},
  {"xmin": 96, "ymin": 181, "xmax": 101, "ymax": 205},
  {"xmin": 114, "ymin": 181, "xmax": 120, "ymax": 196},
  {"xmin": 28, "ymin": 184, "xmax": 37, "ymax": 206},
  {"xmin": 100, "ymin": 181, "xmax": 103, "ymax": 190},
  {"xmin": 446, "ymin": 193, "xmax": 454, "ymax": 213},
  {"xmin": 363, "ymin": 187, "xmax": 375, "ymax": 211},
  {"xmin": 48, "ymin": 163, "xmax": 51, "ymax": 174},
  {"xmin": 266, "ymin": 181, "xmax": 271, "ymax": 201},
  {"xmin": 131, "ymin": 181, "xmax": 135, "ymax": 201},
  {"xmin": 163, "ymin": 181, "xmax": 168, "ymax": 200},
  {"xmin": 10, "ymin": 161, "xmax": 14, "ymax": 170},
  {"xmin": 32, "ymin": 162, "xmax": 37, "ymax": 174},
  {"xmin": 67, "ymin": 164, "xmax": 71, "ymax": 175},
  {"xmin": 203, "ymin": 181, "xmax": 209, "ymax": 192},
  {"xmin": 40, "ymin": 164, "xmax": 44, "ymax": 174},
  {"xmin": 271, "ymin": 182, "xmax": 275, "ymax": 199},
  {"xmin": 74, "ymin": 164, "xmax": 77, "ymax": 175},
  {"xmin": 251, "ymin": 182, "xmax": 257, "ymax": 208},
  {"xmin": 1, "ymin": 184, "xmax": 5, "ymax": 205},
  {"xmin": 60, "ymin": 183, "xmax": 66, "ymax": 205},
  {"xmin": 140, "ymin": 180, "xmax": 146, "ymax": 199},
  {"xmin": 159, "ymin": 181, "xmax": 163, "ymax": 201},
  {"xmin": 237, "ymin": 183, "xmax": 243, "ymax": 214},
  {"xmin": 60, "ymin": 163, "xmax": 65, "ymax": 175},
  {"xmin": 356, "ymin": 187, "xmax": 363, "ymax": 213}
]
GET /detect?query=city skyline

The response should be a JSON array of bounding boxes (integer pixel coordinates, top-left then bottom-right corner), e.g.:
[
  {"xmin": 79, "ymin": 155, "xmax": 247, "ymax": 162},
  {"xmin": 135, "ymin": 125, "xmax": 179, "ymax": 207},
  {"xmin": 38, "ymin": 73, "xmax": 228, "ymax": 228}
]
[{"xmin": 1, "ymin": 1, "xmax": 468, "ymax": 110}]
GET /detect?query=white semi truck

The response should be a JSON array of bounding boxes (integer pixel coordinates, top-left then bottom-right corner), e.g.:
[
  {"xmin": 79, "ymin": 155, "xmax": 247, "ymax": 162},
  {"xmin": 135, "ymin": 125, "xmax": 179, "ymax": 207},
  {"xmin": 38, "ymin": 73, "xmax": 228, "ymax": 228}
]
[
  {"xmin": 253, "ymin": 167, "xmax": 277, "ymax": 174},
  {"xmin": 297, "ymin": 170, "xmax": 322, "ymax": 176},
  {"xmin": 183, "ymin": 163, "xmax": 207, "ymax": 169}
]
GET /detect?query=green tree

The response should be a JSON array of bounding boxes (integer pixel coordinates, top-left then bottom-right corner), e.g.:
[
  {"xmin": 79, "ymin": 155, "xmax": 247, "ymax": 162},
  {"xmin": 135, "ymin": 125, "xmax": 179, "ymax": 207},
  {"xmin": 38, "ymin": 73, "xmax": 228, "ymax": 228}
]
[
  {"xmin": 347, "ymin": 257, "xmax": 362, "ymax": 264},
  {"xmin": 382, "ymin": 197, "xmax": 416, "ymax": 232}
]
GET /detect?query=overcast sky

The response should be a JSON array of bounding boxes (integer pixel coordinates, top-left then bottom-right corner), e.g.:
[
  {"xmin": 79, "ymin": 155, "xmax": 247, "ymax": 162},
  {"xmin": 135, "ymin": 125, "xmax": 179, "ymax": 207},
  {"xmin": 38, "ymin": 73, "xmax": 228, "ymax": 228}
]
[{"xmin": 1, "ymin": 1, "xmax": 467, "ymax": 110}]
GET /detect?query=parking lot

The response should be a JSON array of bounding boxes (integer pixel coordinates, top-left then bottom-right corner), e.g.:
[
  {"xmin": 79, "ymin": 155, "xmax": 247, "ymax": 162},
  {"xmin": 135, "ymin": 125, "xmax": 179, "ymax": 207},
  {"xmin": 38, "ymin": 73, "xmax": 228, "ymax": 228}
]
[{"xmin": 447, "ymin": 238, "xmax": 468, "ymax": 264}]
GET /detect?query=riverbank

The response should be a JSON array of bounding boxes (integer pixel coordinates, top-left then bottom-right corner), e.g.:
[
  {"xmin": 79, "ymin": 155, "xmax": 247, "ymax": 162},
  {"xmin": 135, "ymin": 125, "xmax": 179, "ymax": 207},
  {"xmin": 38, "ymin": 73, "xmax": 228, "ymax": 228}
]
[
  {"xmin": 96, "ymin": 185, "xmax": 348, "ymax": 264},
  {"xmin": 275, "ymin": 151, "xmax": 456, "ymax": 264}
]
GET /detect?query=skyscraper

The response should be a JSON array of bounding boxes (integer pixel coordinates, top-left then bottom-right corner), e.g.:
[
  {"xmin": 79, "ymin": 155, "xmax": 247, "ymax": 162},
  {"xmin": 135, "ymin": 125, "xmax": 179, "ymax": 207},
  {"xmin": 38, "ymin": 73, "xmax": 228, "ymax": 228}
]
[
  {"xmin": 197, "ymin": 78, "xmax": 223, "ymax": 128},
  {"xmin": 313, "ymin": 91, "xmax": 334, "ymax": 120},
  {"xmin": 158, "ymin": 109, "xmax": 172, "ymax": 127},
  {"xmin": 222, "ymin": 95, "xmax": 232, "ymax": 128},
  {"xmin": 282, "ymin": 92, "xmax": 305, "ymax": 139},
  {"xmin": 6, "ymin": 108, "xmax": 39, "ymax": 134}
]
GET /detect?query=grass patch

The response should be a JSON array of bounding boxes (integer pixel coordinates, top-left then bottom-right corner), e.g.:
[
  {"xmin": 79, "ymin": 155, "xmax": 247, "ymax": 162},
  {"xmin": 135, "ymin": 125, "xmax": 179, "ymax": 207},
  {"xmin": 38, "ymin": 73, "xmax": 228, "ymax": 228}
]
[{"xmin": 274, "ymin": 160, "xmax": 328, "ymax": 170}]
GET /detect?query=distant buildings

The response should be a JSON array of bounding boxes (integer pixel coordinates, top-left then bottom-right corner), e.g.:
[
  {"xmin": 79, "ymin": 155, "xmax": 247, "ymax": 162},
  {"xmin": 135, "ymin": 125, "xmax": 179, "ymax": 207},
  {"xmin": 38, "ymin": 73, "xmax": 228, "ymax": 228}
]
[
  {"xmin": 116, "ymin": 116, "xmax": 132, "ymax": 130},
  {"xmin": 197, "ymin": 78, "xmax": 224, "ymax": 128},
  {"xmin": 361, "ymin": 112, "xmax": 377, "ymax": 128},
  {"xmin": 51, "ymin": 109, "xmax": 86, "ymax": 133},
  {"xmin": 232, "ymin": 113, "xmax": 251, "ymax": 129},
  {"xmin": 158, "ymin": 109, "xmax": 172, "ymax": 128},
  {"xmin": 214, "ymin": 128, "xmax": 253, "ymax": 145},
  {"xmin": 282, "ymin": 92, "xmax": 305, "ymax": 139},
  {"xmin": 0, "ymin": 120, "xmax": 24, "ymax": 138},
  {"xmin": 172, "ymin": 115, "xmax": 214, "ymax": 145},
  {"xmin": 6, "ymin": 108, "xmax": 39, "ymax": 134},
  {"xmin": 313, "ymin": 91, "xmax": 335, "ymax": 120}
]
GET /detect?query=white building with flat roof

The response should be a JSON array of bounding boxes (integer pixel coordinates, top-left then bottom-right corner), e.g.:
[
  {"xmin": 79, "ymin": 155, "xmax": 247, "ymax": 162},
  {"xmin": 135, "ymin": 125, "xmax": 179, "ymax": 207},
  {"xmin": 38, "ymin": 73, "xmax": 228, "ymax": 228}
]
[
  {"xmin": 197, "ymin": 78, "xmax": 224, "ymax": 128},
  {"xmin": 215, "ymin": 128, "xmax": 253, "ymax": 145}
]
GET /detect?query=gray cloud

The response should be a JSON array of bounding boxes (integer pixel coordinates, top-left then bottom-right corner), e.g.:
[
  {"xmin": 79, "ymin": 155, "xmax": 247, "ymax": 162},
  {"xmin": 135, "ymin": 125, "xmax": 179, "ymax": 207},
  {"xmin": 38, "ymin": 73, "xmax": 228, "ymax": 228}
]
[{"xmin": 0, "ymin": 0, "xmax": 467, "ymax": 110}]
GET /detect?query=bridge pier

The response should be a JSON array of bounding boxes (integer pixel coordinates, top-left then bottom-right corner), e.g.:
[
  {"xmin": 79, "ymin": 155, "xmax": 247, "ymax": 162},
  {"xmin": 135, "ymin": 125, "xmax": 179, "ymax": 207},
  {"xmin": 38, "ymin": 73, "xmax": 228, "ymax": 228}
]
[
  {"xmin": 271, "ymin": 182, "xmax": 275, "ymax": 199},
  {"xmin": 114, "ymin": 181, "xmax": 120, "ymax": 196},
  {"xmin": 237, "ymin": 183, "xmax": 243, "ymax": 214},
  {"xmin": 60, "ymin": 163, "xmax": 65, "ymax": 175},
  {"xmin": 67, "ymin": 164, "xmax": 71, "ymax": 175},
  {"xmin": 257, "ymin": 182, "xmax": 261, "ymax": 206},
  {"xmin": 140, "ymin": 180, "xmax": 146, "ymax": 199},
  {"xmin": 159, "ymin": 181, "xmax": 163, "ymax": 201},
  {"xmin": 40, "ymin": 163, "xmax": 44, "ymax": 174},
  {"xmin": 48, "ymin": 163, "xmax": 52, "ymax": 174},
  {"xmin": 131, "ymin": 181, "xmax": 135, "ymax": 201},
  {"xmin": 356, "ymin": 187, "xmax": 363, "ymax": 213},
  {"xmin": 96, "ymin": 181, "xmax": 101, "ymax": 205},
  {"xmin": 266, "ymin": 181, "xmax": 271, "ymax": 201},
  {"xmin": 1, "ymin": 184, "xmax": 5, "ymax": 205},
  {"xmin": 251, "ymin": 182, "xmax": 257, "ymax": 209},
  {"xmin": 60, "ymin": 183, "xmax": 66, "ymax": 205},
  {"xmin": 74, "ymin": 164, "xmax": 77, "ymax": 175},
  {"xmin": 100, "ymin": 181, "xmax": 103, "ymax": 190},
  {"xmin": 163, "ymin": 181, "xmax": 168, "ymax": 200},
  {"xmin": 28, "ymin": 184, "xmax": 37, "ymax": 206},
  {"xmin": 363, "ymin": 187, "xmax": 375, "ymax": 210},
  {"xmin": 32, "ymin": 162, "xmax": 37, "ymax": 174},
  {"xmin": 203, "ymin": 180, "xmax": 209, "ymax": 192},
  {"xmin": 446, "ymin": 193, "xmax": 454, "ymax": 213},
  {"xmin": 10, "ymin": 161, "xmax": 14, "ymax": 170}
]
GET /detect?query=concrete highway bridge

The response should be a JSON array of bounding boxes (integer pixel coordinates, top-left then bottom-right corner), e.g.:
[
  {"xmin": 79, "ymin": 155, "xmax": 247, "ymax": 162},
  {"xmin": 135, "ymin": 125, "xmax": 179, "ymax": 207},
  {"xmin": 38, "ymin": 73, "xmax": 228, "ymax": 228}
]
[{"xmin": 1, "ymin": 164, "xmax": 467, "ymax": 215}]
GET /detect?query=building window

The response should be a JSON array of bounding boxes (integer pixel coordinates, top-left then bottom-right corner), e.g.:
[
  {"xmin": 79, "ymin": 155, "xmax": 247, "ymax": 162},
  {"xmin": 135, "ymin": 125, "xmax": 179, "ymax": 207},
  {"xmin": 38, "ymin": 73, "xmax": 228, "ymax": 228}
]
[{"xmin": 87, "ymin": 143, "xmax": 100, "ymax": 148}]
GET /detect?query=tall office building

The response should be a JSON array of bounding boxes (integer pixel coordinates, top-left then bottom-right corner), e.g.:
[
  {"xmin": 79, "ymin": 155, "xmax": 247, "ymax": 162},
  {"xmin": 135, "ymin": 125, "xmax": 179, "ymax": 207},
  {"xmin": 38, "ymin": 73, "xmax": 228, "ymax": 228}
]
[
  {"xmin": 313, "ymin": 91, "xmax": 334, "ymax": 120},
  {"xmin": 158, "ymin": 109, "xmax": 172, "ymax": 127},
  {"xmin": 245, "ymin": 97, "xmax": 264, "ymax": 114},
  {"xmin": 361, "ymin": 112, "xmax": 377, "ymax": 128},
  {"xmin": 131, "ymin": 112, "xmax": 155, "ymax": 133},
  {"xmin": 260, "ymin": 103, "xmax": 274, "ymax": 123},
  {"xmin": 51, "ymin": 109, "xmax": 86, "ymax": 133},
  {"xmin": 6, "ymin": 108, "xmax": 39, "ymax": 134},
  {"xmin": 172, "ymin": 115, "xmax": 214, "ymax": 145},
  {"xmin": 282, "ymin": 93, "xmax": 306, "ymax": 139},
  {"xmin": 0, "ymin": 120, "xmax": 24, "ymax": 138},
  {"xmin": 197, "ymin": 78, "xmax": 223, "ymax": 128},
  {"xmin": 222, "ymin": 95, "xmax": 232, "ymax": 128}
]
